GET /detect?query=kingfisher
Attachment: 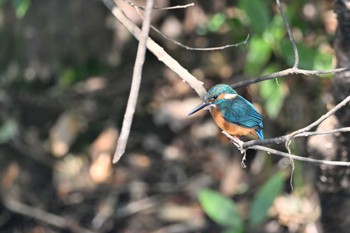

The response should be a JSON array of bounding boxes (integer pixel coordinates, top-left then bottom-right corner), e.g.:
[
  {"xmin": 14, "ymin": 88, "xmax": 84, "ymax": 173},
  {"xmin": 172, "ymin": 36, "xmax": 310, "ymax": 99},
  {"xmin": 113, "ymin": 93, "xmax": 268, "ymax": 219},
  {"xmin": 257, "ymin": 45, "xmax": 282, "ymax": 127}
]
[{"xmin": 188, "ymin": 84, "xmax": 264, "ymax": 140}]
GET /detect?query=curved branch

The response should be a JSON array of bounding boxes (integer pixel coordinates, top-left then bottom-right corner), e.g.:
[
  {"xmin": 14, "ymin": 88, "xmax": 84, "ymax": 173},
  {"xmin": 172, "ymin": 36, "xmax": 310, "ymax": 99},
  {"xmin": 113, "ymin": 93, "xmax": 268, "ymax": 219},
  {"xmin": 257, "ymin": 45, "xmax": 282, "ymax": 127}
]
[{"xmin": 276, "ymin": 0, "xmax": 299, "ymax": 67}]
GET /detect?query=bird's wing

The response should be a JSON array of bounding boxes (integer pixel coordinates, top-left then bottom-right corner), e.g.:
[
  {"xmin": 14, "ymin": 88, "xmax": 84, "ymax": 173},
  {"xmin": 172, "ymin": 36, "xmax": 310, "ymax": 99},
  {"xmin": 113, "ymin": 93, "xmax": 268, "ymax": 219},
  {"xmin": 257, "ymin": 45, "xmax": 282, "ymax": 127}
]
[{"xmin": 219, "ymin": 96, "xmax": 263, "ymax": 129}]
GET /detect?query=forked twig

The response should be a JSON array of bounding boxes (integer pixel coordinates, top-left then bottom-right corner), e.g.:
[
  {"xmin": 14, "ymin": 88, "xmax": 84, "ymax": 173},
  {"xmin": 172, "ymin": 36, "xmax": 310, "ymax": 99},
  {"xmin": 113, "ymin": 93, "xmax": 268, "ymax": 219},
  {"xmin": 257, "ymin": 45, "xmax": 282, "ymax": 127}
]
[
  {"xmin": 242, "ymin": 95, "xmax": 350, "ymax": 149},
  {"xmin": 231, "ymin": 0, "xmax": 350, "ymax": 89}
]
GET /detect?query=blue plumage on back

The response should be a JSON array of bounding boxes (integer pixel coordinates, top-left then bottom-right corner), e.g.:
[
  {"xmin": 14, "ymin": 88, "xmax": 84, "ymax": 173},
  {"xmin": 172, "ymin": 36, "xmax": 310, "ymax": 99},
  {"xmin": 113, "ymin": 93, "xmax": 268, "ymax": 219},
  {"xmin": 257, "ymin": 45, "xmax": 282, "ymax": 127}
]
[
  {"xmin": 188, "ymin": 84, "xmax": 264, "ymax": 140},
  {"xmin": 215, "ymin": 95, "xmax": 264, "ymax": 139}
]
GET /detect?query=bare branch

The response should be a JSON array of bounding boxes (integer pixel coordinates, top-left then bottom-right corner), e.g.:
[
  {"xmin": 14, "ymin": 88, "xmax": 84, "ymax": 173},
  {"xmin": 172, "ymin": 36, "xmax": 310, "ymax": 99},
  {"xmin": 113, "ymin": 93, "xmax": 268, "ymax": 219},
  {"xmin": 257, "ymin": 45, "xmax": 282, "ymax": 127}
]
[
  {"xmin": 113, "ymin": 0, "xmax": 154, "ymax": 163},
  {"xmin": 231, "ymin": 67, "xmax": 350, "ymax": 89},
  {"xmin": 251, "ymin": 145, "xmax": 350, "ymax": 166},
  {"xmin": 101, "ymin": 0, "xmax": 206, "ymax": 97},
  {"xmin": 295, "ymin": 127, "xmax": 350, "ymax": 138},
  {"xmin": 132, "ymin": 7, "xmax": 250, "ymax": 51},
  {"xmin": 123, "ymin": 0, "xmax": 194, "ymax": 10}
]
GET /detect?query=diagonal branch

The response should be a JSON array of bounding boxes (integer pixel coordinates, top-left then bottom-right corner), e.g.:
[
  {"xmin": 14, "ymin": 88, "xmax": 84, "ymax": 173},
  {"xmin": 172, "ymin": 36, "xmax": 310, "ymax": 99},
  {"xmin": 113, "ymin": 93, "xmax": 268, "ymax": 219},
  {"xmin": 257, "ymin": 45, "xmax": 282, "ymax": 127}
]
[
  {"xmin": 113, "ymin": 0, "xmax": 154, "ymax": 163},
  {"xmin": 287, "ymin": 95, "xmax": 350, "ymax": 139}
]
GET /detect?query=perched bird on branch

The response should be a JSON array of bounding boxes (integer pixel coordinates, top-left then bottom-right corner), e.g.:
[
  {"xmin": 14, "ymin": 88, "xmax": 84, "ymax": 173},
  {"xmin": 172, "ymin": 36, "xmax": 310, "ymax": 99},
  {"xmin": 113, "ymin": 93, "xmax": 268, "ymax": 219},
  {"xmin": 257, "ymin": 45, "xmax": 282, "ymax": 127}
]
[{"xmin": 188, "ymin": 84, "xmax": 264, "ymax": 140}]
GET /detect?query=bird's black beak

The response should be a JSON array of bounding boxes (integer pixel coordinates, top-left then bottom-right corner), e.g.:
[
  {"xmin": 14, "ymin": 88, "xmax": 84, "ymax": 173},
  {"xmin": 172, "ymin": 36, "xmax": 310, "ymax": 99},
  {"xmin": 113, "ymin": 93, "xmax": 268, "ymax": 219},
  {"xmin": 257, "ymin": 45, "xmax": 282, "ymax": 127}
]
[{"xmin": 187, "ymin": 101, "xmax": 211, "ymax": 116}]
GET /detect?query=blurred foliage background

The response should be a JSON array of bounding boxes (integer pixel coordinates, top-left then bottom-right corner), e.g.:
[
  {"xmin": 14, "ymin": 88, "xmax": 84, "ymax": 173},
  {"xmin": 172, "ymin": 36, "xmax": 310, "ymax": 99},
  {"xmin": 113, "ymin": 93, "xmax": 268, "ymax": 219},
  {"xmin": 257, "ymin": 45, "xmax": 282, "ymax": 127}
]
[{"xmin": 0, "ymin": 0, "xmax": 338, "ymax": 232}]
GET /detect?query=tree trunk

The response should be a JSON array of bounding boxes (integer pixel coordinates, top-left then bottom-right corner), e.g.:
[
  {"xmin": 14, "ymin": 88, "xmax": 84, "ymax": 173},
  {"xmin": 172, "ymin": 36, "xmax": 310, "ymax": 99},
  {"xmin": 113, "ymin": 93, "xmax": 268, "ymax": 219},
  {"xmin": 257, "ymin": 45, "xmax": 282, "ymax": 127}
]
[{"xmin": 307, "ymin": 1, "xmax": 350, "ymax": 232}]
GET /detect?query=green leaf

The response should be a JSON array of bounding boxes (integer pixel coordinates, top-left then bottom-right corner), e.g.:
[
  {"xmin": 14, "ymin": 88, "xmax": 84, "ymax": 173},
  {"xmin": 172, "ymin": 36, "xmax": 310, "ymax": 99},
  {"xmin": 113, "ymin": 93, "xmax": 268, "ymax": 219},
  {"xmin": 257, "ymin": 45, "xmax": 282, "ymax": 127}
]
[
  {"xmin": 59, "ymin": 67, "xmax": 83, "ymax": 88},
  {"xmin": 239, "ymin": 0, "xmax": 271, "ymax": 33},
  {"xmin": 259, "ymin": 78, "xmax": 286, "ymax": 119},
  {"xmin": 249, "ymin": 171, "xmax": 285, "ymax": 226},
  {"xmin": 0, "ymin": 120, "xmax": 17, "ymax": 144},
  {"xmin": 314, "ymin": 49, "xmax": 332, "ymax": 71},
  {"xmin": 198, "ymin": 188, "xmax": 243, "ymax": 228},
  {"xmin": 244, "ymin": 36, "xmax": 272, "ymax": 76},
  {"xmin": 208, "ymin": 13, "xmax": 226, "ymax": 32},
  {"xmin": 279, "ymin": 40, "xmax": 331, "ymax": 70},
  {"xmin": 13, "ymin": 0, "xmax": 30, "ymax": 18},
  {"xmin": 263, "ymin": 15, "xmax": 285, "ymax": 48}
]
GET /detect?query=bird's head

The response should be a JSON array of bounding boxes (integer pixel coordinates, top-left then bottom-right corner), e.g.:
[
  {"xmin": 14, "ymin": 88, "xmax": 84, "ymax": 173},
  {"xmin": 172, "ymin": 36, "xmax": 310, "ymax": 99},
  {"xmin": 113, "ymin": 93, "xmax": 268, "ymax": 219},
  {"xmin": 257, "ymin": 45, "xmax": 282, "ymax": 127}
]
[{"xmin": 188, "ymin": 84, "xmax": 238, "ymax": 116}]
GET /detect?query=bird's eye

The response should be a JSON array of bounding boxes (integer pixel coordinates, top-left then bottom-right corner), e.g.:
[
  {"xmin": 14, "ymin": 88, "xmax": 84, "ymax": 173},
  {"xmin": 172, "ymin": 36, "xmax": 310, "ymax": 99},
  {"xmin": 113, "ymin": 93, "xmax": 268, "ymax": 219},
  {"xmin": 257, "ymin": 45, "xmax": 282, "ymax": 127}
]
[{"xmin": 212, "ymin": 95, "xmax": 218, "ymax": 100}]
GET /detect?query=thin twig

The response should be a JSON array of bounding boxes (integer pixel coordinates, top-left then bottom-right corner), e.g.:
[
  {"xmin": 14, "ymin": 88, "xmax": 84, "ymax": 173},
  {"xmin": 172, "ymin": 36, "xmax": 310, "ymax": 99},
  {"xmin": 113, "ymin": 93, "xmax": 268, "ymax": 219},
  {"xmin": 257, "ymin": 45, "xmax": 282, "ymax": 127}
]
[
  {"xmin": 153, "ymin": 24, "xmax": 250, "ymax": 51},
  {"xmin": 113, "ymin": 0, "xmax": 154, "ymax": 163},
  {"xmin": 295, "ymin": 127, "xmax": 350, "ymax": 137},
  {"xmin": 133, "ymin": 7, "xmax": 250, "ymax": 51},
  {"xmin": 251, "ymin": 145, "xmax": 350, "ymax": 166},
  {"xmin": 123, "ymin": 0, "xmax": 194, "ymax": 10},
  {"xmin": 274, "ymin": 5, "xmax": 299, "ymax": 182},
  {"xmin": 276, "ymin": 0, "xmax": 299, "ymax": 67},
  {"xmin": 231, "ymin": 66, "xmax": 350, "ymax": 89}
]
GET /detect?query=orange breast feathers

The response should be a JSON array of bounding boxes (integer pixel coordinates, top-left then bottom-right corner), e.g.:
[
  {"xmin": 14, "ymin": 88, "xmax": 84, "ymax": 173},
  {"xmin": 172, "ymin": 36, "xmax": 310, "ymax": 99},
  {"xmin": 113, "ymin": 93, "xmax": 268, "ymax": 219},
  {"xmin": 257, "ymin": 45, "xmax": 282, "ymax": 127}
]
[{"xmin": 211, "ymin": 107, "xmax": 259, "ymax": 139}]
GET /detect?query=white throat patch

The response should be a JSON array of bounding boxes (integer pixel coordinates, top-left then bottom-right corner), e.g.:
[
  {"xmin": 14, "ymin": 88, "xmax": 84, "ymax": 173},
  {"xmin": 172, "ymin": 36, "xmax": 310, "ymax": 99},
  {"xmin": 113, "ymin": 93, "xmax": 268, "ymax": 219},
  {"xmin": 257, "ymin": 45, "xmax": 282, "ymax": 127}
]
[{"xmin": 223, "ymin": 94, "xmax": 238, "ymax": 100}]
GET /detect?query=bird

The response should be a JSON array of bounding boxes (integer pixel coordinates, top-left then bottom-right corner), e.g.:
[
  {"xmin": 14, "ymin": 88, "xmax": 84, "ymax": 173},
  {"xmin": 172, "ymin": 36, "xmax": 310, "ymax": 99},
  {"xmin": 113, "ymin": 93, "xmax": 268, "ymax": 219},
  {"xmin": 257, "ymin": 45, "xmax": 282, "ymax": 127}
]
[{"xmin": 188, "ymin": 84, "xmax": 264, "ymax": 140}]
